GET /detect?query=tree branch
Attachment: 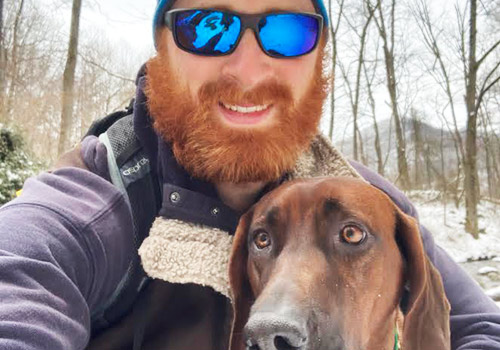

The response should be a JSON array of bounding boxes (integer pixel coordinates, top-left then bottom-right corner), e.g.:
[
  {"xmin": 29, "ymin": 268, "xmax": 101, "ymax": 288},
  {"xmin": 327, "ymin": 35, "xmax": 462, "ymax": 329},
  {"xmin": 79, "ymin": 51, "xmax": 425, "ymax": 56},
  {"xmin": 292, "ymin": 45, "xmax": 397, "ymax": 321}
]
[
  {"xmin": 78, "ymin": 53, "xmax": 134, "ymax": 83},
  {"xmin": 476, "ymin": 70, "xmax": 500, "ymax": 115},
  {"xmin": 476, "ymin": 39, "xmax": 500, "ymax": 68}
]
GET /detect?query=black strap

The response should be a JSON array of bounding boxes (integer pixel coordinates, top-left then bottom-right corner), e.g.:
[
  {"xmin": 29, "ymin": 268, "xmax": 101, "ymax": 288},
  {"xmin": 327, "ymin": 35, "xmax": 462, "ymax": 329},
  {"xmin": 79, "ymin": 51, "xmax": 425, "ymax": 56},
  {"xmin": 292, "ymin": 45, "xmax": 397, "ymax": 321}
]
[
  {"xmin": 99, "ymin": 114, "xmax": 160, "ymax": 324},
  {"xmin": 85, "ymin": 99, "xmax": 135, "ymax": 139},
  {"xmin": 132, "ymin": 286, "xmax": 153, "ymax": 350},
  {"xmin": 90, "ymin": 107, "xmax": 160, "ymax": 335}
]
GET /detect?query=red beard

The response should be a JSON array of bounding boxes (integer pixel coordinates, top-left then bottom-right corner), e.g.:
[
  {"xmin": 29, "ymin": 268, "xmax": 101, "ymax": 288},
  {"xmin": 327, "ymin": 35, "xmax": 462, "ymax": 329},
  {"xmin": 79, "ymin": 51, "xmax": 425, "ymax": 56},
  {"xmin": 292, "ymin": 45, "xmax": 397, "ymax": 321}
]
[{"xmin": 145, "ymin": 40, "xmax": 328, "ymax": 184}]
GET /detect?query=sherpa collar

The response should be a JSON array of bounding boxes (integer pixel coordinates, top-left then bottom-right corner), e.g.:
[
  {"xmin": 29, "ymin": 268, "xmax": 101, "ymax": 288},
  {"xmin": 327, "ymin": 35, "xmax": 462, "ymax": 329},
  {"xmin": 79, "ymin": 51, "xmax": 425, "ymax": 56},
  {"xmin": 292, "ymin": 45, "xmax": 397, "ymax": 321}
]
[{"xmin": 134, "ymin": 72, "xmax": 362, "ymax": 298}]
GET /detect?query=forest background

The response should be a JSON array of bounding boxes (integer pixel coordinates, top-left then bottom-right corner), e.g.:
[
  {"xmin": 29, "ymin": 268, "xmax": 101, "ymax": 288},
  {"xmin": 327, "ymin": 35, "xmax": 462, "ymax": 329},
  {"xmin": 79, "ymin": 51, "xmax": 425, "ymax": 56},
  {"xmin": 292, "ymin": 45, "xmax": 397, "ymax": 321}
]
[{"xmin": 1, "ymin": 0, "xmax": 499, "ymax": 298}]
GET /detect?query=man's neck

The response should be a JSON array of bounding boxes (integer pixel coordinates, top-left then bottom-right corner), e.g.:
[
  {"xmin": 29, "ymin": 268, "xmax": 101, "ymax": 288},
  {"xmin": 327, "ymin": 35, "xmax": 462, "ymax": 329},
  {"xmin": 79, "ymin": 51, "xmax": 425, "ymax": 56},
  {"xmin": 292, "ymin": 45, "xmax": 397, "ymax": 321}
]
[{"xmin": 215, "ymin": 181, "xmax": 267, "ymax": 213}]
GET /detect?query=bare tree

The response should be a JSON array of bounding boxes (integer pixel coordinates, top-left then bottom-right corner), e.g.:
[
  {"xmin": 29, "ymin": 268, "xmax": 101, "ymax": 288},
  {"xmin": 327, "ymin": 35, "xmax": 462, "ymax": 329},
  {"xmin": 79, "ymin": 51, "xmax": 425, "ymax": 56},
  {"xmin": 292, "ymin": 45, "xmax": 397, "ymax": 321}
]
[
  {"xmin": 1, "ymin": 0, "xmax": 66, "ymax": 158},
  {"xmin": 0, "ymin": 0, "xmax": 5, "ymax": 122},
  {"xmin": 356, "ymin": 127, "xmax": 368, "ymax": 165},
  {"xmin": 410, "ymin": 109, "xmax": 424, "ymax": 188},
  {"xmin": 366, "ymin": 0, "xmax": 411, "ymax": 190},
  {"xmin": 412, "ymin": 0, "xmax": 466, "ymax": 167},
  {"xmin": 58, "ymin": 0, "xmax": 83, "ymax": 156},
  {"xmin": 363, "ymin": 53, "xmax": 385, "ymax": 176},
  {"xmin": 460, "ymin": 0, "xmax": 500, "ymax": 237},
  {"xmin": 439, "ymin": 123, "xmax": 448, "ymax": 226},
  {"xmin": 484, "ymin": 107, "xmax": 500, "ymax": 198},
  {"xmin": 1, "ymin": 0, "xmax": 140, "ymax": 162},
  {"xmin": 0, "ymin": 0, "xmax": 3, "ymax": 38},
  {"xmin": 4, "ymin": 0, "xmax": 25, "ymax": 123},
  {"xmin": 478, "ymin": 91, "xmax": 500, "ymax": 200},
  {"xmin": 327, "ymin": 0, "xmax": 345, "ymax": 140},
  {"xmin": 479, "ymin": 109, "xmax": 498, "ymax": 199},
  {"xmin": 340, "ymin": 3, "xmax": 374, "ymax": 161},
  {"xmin": 74, "ymin": 39, "xmax": 136, "ymax": 138}
]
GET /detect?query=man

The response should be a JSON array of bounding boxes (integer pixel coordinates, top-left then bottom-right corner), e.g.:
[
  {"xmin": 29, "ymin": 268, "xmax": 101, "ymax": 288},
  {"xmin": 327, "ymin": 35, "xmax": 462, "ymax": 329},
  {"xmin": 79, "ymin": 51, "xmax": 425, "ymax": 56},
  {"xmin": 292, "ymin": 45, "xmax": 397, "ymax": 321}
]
[{"xmin": 0, "ymin": 0, "xmax": 499, "ymax": 349}]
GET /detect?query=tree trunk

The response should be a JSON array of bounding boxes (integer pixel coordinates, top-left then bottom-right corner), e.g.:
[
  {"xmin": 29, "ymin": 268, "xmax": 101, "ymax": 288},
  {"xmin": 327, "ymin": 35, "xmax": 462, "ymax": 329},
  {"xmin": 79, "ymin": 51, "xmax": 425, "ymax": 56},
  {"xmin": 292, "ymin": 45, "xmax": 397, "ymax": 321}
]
[
  {"xmin": 411, "ymin": 110, "xmax": 423, "ymax": 188},
  {"xmin": 464, "ymin": 0, "xmax": 479, "ymax": 237},
  {"xmin": 328, "ymin": 0, "xmax": 345, "ymax": 141},
  {"xmin": 370, "ymin": 0, "xmax": 410, "ymax": 189},
  {"xmin": 328, "ymin": 0, "xmax": 335, "ymax": 140},
  {"xmin": 4, "ymin": 0, "xmax": 25, "ymax": 123},
  {"xmin": 363, "ymin": 53, "xmax": 384, "ymax": 176},
  {"xmin": 351, "ymin": 9, "xmax": 373, "ymax": 162},
  {"xmin": 0, "ymin": 0, "xmax": 3, "ymax": 39},
  {"xmin": 58, "ymin": 0, "xmax": 83, "ymax": 156},
  {"xmin": 480, "ymin": 109, "xmax": 499, "ymax": 199},
  {"xmin": 482, "ymin": 123, "xmax": 493, "ymax": 199},
  {"xmin": 0, "ymin": 0, "xmax": 5, "ymax": 122},
  {"xmin": 372, "ymin": 115, "xmax": 384, "ymax": 176},
  {"xmin": 424, "ymin": 143, "xmax": 432, "ymax": 188},
  {"xmin": 357, "ymin": 127, "xmax": 368, "ymax": 165},
  {"xmin": 451, "ymin": 133, "xmax": 462, "ymax": 209},
  {"xmin": 440, "ymin": 126, "xmax": 447, "ymax": 226}
]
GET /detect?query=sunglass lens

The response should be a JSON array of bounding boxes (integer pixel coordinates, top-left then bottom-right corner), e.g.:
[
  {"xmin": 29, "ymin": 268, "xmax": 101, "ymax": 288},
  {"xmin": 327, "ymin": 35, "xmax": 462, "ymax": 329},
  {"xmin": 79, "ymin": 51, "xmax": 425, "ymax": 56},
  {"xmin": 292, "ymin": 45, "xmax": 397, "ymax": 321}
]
[
  {"xmin": 175, "ymin": 10, "xmax": 241, "ymax": 55},
  {"xmin": 259, "ymin": 14, "xmax": 320, "ymax": 57}
]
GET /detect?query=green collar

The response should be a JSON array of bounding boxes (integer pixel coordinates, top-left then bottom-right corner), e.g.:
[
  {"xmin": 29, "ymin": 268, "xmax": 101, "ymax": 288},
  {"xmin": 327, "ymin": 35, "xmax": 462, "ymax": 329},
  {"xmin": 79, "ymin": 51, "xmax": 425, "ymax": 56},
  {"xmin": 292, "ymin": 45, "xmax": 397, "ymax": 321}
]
[{"xmin": 394, "ymin": 327, "xmax": 400, "ymax": 350}]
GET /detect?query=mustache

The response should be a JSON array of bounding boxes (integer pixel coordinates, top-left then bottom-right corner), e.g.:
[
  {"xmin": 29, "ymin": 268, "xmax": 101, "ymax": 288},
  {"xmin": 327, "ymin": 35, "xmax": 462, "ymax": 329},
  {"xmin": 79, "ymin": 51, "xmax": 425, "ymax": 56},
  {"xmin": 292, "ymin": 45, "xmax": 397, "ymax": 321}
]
[{"xmin": 197, "ymin": 77, "xmax": 294, "ymax": 107}]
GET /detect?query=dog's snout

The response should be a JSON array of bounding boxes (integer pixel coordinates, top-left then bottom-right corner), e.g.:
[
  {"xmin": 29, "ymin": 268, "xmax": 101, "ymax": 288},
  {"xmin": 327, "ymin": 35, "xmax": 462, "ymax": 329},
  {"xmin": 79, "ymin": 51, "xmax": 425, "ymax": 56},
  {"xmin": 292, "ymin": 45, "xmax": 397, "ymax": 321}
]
[{"xmin": 244, "ymin": 313, "xmax": 308, "ymax": 350}]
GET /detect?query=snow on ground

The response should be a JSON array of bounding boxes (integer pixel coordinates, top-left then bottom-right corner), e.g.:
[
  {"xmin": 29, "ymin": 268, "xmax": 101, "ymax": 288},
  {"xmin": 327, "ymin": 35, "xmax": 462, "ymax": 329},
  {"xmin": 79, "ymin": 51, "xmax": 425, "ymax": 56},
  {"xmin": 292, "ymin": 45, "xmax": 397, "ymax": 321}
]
[
  {"xmin": 409, "ymin": 191, "xmax": 500, "ymax": 263},
  {"xmin": 408, "ymin": 191, "xmax": 500, "ymax": 301}
]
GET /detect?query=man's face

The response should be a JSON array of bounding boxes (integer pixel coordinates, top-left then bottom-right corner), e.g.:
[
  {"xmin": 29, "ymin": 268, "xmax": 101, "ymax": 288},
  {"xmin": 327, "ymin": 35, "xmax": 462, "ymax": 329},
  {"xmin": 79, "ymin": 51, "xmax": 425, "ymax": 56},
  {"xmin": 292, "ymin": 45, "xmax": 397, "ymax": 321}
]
[
  {"xmin": 164, "ymin": 0, "xmax": 320, "ymax": 129},
  {"xmin": 146, "ymin": 0, "xmax": 328, "ymax": 183}
]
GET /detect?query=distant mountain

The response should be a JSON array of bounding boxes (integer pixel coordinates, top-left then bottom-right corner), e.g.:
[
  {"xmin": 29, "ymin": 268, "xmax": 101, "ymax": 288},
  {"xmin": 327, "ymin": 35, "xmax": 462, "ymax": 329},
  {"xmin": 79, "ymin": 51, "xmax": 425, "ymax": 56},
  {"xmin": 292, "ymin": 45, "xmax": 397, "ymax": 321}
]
[{"xmin": 335, "ymin": 118, "xmax": 498, "ymax": 189}]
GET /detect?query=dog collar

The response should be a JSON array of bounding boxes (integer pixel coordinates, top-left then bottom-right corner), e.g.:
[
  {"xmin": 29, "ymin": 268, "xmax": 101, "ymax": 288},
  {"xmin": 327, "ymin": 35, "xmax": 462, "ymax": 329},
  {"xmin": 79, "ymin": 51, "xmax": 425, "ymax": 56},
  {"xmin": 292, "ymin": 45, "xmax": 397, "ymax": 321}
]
[{"xmin": 394, "ymin": 327, "xmax": 401, "ymax": 350}]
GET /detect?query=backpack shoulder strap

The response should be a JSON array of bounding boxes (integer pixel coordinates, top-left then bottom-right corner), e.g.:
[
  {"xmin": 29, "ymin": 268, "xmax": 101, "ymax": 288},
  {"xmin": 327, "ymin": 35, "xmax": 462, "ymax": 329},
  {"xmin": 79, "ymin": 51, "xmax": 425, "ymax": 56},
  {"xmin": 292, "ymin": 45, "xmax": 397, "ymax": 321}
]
[
  {"xmin": 85, "ymin": 99, "xmax": 135, "ymax": 138},
  {"xmin": 91, "ymin": 110, "xmax": 161, "ymax": 332}
]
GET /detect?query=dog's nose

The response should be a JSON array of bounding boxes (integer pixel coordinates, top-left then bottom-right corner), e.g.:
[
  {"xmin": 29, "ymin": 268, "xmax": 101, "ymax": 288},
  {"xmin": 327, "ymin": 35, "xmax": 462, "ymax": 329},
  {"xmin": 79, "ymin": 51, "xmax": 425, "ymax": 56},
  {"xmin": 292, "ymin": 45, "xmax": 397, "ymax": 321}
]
[{"xmin": 244, "ymin": 313, "xmax": 308, "ymax": 350}]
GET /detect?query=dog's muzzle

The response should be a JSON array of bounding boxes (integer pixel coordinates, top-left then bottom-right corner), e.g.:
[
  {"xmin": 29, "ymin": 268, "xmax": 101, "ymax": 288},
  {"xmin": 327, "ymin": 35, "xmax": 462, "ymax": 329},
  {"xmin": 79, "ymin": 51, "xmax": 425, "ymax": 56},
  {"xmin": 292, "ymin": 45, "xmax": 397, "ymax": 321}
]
[{"xmin": 244, "ymin": 312, "xmax": 308, "ymax": 350}]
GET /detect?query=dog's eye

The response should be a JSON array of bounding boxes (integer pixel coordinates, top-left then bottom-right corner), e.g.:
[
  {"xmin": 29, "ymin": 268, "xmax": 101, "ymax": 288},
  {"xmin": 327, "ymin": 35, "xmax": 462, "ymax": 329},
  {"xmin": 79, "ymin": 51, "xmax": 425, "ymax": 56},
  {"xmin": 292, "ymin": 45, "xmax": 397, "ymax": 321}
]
[
  {"xmin": 254, "ymin": 231, "xmax": 271, "ymax": 249},
  {"xmin": 340, "ymin": 225, "xmax": 366, "ymax": 245}
]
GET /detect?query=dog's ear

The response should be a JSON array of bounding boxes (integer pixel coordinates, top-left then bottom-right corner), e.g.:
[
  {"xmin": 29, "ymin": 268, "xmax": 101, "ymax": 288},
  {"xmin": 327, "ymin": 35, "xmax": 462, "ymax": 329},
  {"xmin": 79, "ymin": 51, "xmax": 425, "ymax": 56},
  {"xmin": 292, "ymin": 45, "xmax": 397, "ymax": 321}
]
[
  {"xmin": 395, "ymin": 208, "xmax": 451, "ymax": 350},
  {"xmin": 229, "ymin": 210, "xmax": 254, "ymax": 350}
]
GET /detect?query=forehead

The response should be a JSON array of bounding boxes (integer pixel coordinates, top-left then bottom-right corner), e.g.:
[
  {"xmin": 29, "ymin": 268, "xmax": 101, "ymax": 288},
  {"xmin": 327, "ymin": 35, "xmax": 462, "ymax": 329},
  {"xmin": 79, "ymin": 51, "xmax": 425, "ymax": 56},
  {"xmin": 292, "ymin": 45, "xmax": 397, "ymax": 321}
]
[
  {"xmin": 253, "ymin": 178, "xmax": 396, "ymax": 232},
  {"xmin": 172, "ymin": 0, "xmax": 316, "ymax": 13}
]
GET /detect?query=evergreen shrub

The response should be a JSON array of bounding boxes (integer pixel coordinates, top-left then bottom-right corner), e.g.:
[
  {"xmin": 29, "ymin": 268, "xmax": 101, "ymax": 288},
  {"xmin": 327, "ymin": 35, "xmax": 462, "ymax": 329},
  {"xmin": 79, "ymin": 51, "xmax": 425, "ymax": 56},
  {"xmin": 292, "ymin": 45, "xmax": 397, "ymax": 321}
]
[{"xmin": 0, "ymin": 125, "xmax": 45, "ymax": 205}]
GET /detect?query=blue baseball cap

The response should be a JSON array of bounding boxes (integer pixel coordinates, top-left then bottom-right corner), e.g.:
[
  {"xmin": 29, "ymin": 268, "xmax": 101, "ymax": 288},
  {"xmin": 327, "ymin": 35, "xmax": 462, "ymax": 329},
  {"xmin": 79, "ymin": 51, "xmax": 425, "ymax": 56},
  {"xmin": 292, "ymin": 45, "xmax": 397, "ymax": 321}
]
[{"xmin": 153, "ymin": 0, "xmax": 330, "ymax": 48}]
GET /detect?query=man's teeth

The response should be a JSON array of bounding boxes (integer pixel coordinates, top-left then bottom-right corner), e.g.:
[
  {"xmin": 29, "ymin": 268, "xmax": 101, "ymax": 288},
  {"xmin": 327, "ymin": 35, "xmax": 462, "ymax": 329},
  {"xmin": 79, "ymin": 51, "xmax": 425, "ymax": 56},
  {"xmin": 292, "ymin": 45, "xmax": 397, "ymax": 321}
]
[{"xmin": 222, "ymin": 103, "xmax": 269, "ymax": 113}]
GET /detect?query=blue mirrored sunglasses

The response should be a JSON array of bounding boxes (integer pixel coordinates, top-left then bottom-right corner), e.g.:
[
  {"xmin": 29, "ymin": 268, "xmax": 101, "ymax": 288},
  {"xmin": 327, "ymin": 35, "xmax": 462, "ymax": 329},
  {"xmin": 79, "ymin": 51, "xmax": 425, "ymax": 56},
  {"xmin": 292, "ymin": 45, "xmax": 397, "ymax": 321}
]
[{"xmin": 164, "ymin": 8, "xmax": 323, "ymax": 58}]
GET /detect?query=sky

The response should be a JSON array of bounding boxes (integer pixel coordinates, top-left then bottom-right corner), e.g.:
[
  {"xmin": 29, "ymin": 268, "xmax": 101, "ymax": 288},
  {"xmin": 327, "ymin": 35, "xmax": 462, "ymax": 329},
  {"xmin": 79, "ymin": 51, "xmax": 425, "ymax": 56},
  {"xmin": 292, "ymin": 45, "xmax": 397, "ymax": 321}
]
[
  {"xmin": 81, "ymin": 0, "xmax": 158, "ymax": 53},
  {"xmin": 39, "ymin": 0, "xmax": 158, "ymax": 56}
]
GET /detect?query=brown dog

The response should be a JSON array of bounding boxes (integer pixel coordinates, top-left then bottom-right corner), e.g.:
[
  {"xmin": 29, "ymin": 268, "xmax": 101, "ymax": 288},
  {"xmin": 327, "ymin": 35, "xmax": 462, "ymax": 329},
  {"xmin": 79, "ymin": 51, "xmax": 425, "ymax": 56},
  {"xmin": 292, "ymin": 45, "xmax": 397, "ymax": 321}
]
[{"xmin": 229, "ymin": 177, "xmax": 450, "ymax": 350}]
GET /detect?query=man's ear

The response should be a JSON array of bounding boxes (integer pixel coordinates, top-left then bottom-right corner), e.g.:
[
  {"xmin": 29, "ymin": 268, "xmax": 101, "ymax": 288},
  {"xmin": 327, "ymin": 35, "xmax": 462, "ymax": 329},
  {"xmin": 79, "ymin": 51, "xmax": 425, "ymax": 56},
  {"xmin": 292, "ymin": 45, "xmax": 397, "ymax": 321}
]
[
  {"xmin": 229, "ymin": 210, "xmax": 254, "ymax": 350},
  {"xmin": 395, "ymin": 208, "xmax": 451, "ymax": 350}
]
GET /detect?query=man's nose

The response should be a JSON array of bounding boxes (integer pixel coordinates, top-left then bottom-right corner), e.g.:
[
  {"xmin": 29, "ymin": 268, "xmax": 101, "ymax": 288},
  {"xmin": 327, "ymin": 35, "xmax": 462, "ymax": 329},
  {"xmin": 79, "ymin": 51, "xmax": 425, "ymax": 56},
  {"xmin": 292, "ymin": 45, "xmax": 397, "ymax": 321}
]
[{"xmin": 221, "ymin": 30, "xmax": 275, "ymax": 89}]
